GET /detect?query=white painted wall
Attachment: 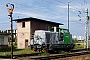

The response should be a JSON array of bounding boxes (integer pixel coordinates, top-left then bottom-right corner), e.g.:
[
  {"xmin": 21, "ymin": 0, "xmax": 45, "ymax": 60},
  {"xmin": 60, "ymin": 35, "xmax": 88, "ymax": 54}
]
[
  {"xmin": 4, "ymin": 36, "xmax": 8, "ymax": 45},
  {"xmin": 17, "ymin": 21, "xmax": 30, "ymax": 49},
  {"xmin": 0, "ymin": 35, "xmax": 9, "ymax": 45}
]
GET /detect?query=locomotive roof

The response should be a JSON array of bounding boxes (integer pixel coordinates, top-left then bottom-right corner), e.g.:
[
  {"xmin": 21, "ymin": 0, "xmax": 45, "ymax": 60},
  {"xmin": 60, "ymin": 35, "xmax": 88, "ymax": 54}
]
[
  {"xmin": 13, "ymin": 17, "xmax": 63, "ymax": 25},
  {"xmin": 50, "ymin": 27, "xmax": 68, "ymax": 30},
  {"xmin": 59, "ymin": 28, "xmax": 69, "ymax": 30}
]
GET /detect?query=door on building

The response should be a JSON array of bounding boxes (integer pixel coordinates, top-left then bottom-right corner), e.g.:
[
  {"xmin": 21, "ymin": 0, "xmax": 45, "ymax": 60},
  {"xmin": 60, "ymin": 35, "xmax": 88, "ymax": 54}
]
[{"xmin": 25, "ymin": 39, "xmax": 28, "ymax": 48}]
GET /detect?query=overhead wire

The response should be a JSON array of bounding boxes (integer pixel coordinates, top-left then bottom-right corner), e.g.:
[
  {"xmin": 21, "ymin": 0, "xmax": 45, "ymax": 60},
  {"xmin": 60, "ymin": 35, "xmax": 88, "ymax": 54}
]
[
  {"xmin": 54, "ymin": 0, "xmax": 80, "ymax": 11},
  {"xmin": 70, "ymin": 21, "xmax": 84, "ymax": 25},
  {"xmin": 5, "ymin": 0, "xmax": 81, "ymax": 15},
  {"xmin": 4, "ymin": 0, "xmax": 73, "ymax": 24},
  {"xmin": 3, "ymin": 0, "xmax": 85, "ymax": 25},
  {"xmin": 43, "ymin": 0, "xmax": 84, "ymax": 23},
  {"xmin": 44, "ymin": 0, "xmax": 85, "ymax": 24},
  {"xmin": 52, "ymin": 0, "xmax": 85, "ymax": 25},
  {"xmin": 54, "ymin": 0, "xmax": 67, "ymax": 5},
  {"xmin": 4, "ymin": 0, "xmax": 66, "ymax": 20},
  {"xmin": 5, "ymin": 0, "xmax": 60, "ymax": 14},
  {"xmin": 5, "ymin": 0, "xmax": 79, "ymax": 17}
]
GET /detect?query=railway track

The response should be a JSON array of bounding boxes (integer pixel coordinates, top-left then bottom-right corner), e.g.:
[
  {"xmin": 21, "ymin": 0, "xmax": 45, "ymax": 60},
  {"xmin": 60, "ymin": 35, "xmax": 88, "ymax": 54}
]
[
  {"xmin": 18, "ymin": 48, "xmax": 90, "ymax": 60},
  {"xmin": 70, "ymin": 48, "xmax": 90, "ymax": 52},
  {"xmin": 1, "ymin": 48, "xmax": 90, "ymax": 59},
  {"xmin": 27, "ymin": 51, "xmax": 90, "ymax": 60}
]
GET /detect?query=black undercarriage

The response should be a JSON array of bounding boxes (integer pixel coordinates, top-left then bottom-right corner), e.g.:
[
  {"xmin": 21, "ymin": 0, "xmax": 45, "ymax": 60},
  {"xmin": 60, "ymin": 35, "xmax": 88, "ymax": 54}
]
[{"xmin": 30, "ymin": 43, "xmax": 75, "ymax": 52}]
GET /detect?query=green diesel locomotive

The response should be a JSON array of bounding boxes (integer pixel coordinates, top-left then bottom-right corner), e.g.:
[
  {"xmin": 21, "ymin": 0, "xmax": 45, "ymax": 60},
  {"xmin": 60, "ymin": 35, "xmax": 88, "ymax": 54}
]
[{"xmin": 30, "ymin": 27, "xmax": 75, "ymax": 52}]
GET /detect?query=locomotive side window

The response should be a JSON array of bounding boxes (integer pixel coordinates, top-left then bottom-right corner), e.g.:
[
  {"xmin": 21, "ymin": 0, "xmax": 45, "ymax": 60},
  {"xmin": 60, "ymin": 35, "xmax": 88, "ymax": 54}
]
[
  {"xmin": 49, "ymin": 27, "xmax": 59, "ymax": 32},
  {"xmin": 60, "ymin": 29, "xmax": 63, "ymax": 33},
  {"xmin": 56, "ymin": 28, "xmax": 59, "ymax": 32},
  {"xmin": 50, "ymin": 28, "xmax": 54, "ymax": 32}
]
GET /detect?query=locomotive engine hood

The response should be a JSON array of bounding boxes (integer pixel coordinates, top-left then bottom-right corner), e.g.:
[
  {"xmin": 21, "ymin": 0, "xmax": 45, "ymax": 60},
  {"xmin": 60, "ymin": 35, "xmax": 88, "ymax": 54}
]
[
  {"xmin": 33, "ymin": 30, "xmax": 48, "ymax": 45},
  {"xmin": 31, "ymin": 30, "xmax": 62, "ymax": 45}
]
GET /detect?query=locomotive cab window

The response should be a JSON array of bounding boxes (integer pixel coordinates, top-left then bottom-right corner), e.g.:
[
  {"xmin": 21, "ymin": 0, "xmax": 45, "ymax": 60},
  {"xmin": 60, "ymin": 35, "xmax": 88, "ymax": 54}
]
[
  {"xmin": 63, "ymin": 30, "xmax": 69, "ymax": 33},
  {"xmin": 22, "ymin": 21, "xmax": 25, "ymax": 28},
  {"xmin": 60, "ymin": 29, "xmax": 69, "ymax": 33}
]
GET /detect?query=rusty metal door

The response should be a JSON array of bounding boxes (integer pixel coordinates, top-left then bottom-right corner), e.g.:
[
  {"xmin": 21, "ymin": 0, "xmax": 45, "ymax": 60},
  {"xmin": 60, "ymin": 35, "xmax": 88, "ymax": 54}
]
[{"xmin": 25, "ymin": 39, "xmax": 28, "ymax": 48}]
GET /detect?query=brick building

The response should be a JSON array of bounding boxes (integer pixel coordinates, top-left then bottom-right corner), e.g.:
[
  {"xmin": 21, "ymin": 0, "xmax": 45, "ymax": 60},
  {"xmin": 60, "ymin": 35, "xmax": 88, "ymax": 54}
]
[{"xmin": 13, "ymin": 17, "xmax": 63, "ymax": 49}]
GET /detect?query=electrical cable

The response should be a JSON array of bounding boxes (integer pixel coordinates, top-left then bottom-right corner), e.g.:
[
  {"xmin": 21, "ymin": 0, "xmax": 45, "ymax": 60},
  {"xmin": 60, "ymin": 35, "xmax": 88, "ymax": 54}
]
[{"xmin": 3, "ymin": 0, "xmax": 85, "ymax": 25}]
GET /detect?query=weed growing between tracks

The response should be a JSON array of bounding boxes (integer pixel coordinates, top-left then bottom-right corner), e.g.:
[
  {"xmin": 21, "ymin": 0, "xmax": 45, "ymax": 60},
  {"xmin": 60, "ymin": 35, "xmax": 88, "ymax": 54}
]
[
  {"xmin": 37, "ymin": 50, "xmax": 68, "ymax": 56},
  {"xmin": 38, "ymin": 52, "xmax": 50, "ymax": 56},
  {"xmin": 13, "ymin": 48, "xmax": 34, "ymax": 55},
  {"xmin": 2, "ymin": 42, "xmax": 90, "ymax": 57},
  {"xmin": 0, "ymin": 46, "xmax": 68, "ymax": 57},
  {"xmin": 74, "ymin": 42, "xmax": 84, "ymax": 49},
  {"xmin": 0, "ymin": 46, "xmax": 35, "ymax": 56},
  {"xmin": 58, "ymin": 50, "xmax": 68, "ymax": 54}
]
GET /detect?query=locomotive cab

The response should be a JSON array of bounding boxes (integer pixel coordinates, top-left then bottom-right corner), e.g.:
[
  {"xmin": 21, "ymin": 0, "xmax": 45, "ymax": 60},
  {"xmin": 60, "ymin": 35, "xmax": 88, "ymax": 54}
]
[
  {"xmin": 50, "ymin": 27, "xmax": 72, "ymax": 44},
  {"xmin": 49, "ymin": 27, "xmax": 75, "ymax": 50}
]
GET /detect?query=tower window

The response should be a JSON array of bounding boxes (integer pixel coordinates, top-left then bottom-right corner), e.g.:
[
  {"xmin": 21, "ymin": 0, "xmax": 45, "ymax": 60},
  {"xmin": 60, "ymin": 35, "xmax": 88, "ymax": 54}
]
[{"xmin": 22, "ymin": 21, "xmax": 25, "ymax": 28}]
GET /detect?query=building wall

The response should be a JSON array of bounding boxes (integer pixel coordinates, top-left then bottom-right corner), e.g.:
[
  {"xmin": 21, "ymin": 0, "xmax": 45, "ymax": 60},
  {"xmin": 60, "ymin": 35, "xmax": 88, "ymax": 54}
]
[
  {"xmin": 17, "ymin": 21, "xmax": 30, "ymax": 49},
  {"xmin": 0, "ymin": 35, "xmax": 8, "ymax": 45},
  {"xmin": 17, "ymin": 20, "xmax": 59, "ymax": 49},
  {"xmin": 30, "ymin": 20, "xmax": 59, "ymax": 35},
  {"xmin": 4, "ymin": 35, "xmax": 8, "ymax": 45}
]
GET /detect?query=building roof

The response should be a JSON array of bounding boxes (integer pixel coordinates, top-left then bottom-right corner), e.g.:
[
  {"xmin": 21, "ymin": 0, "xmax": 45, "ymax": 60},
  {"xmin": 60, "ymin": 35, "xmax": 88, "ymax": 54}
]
[
  {"xmin": 0, "ymin": 33, "xmax": 10, "ymax": 35},
  {"xmin": 13, "ymin": 17, "xmax": 63, "ymax": 25}
]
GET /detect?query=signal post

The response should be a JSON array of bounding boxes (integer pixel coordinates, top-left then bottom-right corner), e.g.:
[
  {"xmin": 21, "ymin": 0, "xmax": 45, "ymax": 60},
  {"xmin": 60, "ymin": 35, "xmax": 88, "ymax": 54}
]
[{"xmin": 6, "ymin": 3, "xmax": 14, "ymax": 59}]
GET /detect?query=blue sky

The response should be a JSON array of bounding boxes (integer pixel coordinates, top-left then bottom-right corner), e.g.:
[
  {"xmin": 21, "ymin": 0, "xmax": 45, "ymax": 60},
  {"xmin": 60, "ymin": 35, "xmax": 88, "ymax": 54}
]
[{"xmin": 0, "ymin": 0, "xmax": 90, "ymax": 36}]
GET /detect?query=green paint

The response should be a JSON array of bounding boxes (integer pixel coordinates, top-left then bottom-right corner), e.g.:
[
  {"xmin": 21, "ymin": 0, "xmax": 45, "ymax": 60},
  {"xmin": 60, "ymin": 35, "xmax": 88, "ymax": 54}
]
[
  {"xmin": 63, "ymin": 33, "xmax": 70, "ymax": 44},
  {"xmin": 59, "ymin": 28, "xmax": 70, "ymax": 44}
]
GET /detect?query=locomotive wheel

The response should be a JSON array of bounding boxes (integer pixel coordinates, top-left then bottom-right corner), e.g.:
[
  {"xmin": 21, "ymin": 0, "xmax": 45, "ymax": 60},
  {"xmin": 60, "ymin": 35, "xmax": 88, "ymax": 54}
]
[
  {"xmin": 32, "ymin": 46, "xmax": 36, "ymax": 52},
  {"xmin": 42, "ymin": 48, "xmax": 47, "ymax": 52},
  {"xmin": 32, "ymin": 47, "xmax": 35, "ymax": 52},
  {"xmin": 37, "ymin": 49, "xmax": 41, "ymax": 52}
]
